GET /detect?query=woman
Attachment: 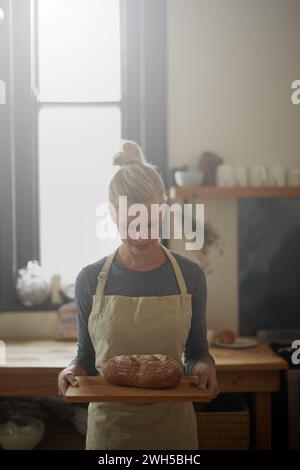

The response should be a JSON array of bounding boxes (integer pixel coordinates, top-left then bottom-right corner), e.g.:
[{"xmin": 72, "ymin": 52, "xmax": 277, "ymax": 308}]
[{"xmin": 58, "ymin": 141, "xmax": 219, "ymax": 450}]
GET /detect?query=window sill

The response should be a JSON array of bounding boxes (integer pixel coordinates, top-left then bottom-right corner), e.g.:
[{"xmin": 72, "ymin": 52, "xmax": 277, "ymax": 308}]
[
  {"xmin": 0, "ymin": 299, "xmax": 73, "ymax": 313},
  {"xmin": 0, "ymin": 310, "xmax": 58, "ymax": 341}
]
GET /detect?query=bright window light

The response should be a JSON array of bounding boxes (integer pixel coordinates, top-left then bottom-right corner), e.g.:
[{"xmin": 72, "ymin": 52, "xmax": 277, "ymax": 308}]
[
  {"xmin": 37, "ymin": 0, "xmax": 121, "ymax": 102},
  {"xmin": 36, "ymin": 0, "xmax": 122, "ymax": 283}
]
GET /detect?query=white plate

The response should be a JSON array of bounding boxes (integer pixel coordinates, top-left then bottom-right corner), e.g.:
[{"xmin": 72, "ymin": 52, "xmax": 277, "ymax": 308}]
[{"xmin": 212, "ymin": 337, "xmax": 258, "ymax": 349}]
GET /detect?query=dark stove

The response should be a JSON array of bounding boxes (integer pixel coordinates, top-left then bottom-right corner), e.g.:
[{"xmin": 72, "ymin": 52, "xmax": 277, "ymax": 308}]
[
  {"xmin": 258, "ymin": 330, "xmax": 300, "ymax": 450},
  {"xmin": 270, "ymin": 342, "xmax": 300, "ymax": 369}
]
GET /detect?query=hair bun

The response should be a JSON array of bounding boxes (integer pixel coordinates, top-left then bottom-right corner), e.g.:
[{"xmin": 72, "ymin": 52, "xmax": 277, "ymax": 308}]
[{"xmin": 112, "ymin": 140, "xmax": 146, "ymax": 167}]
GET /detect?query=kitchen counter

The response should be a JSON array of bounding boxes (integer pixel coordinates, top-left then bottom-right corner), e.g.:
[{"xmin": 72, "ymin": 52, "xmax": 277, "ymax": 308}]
[{"xmin": 0, "ymin": 339, "xmax": 287, "ymax": 449}]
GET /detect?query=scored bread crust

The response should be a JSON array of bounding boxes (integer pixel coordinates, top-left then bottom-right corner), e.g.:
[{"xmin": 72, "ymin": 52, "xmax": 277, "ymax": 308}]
[{"xmin": 102, "ymin": 354, "xmax": 183, "ymax": 389}]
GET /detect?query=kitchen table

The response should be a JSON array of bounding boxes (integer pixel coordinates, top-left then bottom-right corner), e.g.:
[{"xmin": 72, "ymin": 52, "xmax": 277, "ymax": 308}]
[{"xmin": 0, "ymin": 339, "xmax": 287, "ymax": 450}]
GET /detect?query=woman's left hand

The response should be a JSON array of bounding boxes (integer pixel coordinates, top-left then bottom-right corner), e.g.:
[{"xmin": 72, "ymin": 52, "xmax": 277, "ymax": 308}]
[{"xmin": 192, "ymin": 358, "xmax": 219, "ymax": 399}]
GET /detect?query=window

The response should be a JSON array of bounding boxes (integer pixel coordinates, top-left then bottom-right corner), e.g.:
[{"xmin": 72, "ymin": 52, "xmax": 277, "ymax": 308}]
[
  {"xmin": 0, "ymin": 0, "xmax": 167, "ymax": 310},
  {"xmin": 36, "ymin": 0, "xmax": 122, "ymax": 282}
]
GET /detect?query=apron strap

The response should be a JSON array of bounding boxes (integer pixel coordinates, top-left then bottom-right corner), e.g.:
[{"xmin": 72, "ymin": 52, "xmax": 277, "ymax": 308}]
[
  {"xmin": 95, "ymin": 248, "xmax": 118, "ymax": 298},
  {"xmin": 95, "ymin": 243, "xmax": 188, "ymax": 297},
  {"xmin": 160, "ymin": 244, "xmax": 188, "ymax": 294}
]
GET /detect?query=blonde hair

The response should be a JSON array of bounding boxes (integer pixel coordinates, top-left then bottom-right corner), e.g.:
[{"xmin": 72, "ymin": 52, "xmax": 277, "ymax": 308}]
[{"xmin": 109, "ymin": 140, "xmax": 167, "ymax": 208}]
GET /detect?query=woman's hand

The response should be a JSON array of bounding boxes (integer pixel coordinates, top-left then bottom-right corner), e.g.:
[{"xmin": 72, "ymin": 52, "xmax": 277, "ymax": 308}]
[
  {"xmin": 58, "ymin": 363, "xmax": 87, "ymax": 396},
  {"xmin": 192, "ymin": 358, "xmax": 219, "ymax": 399}
]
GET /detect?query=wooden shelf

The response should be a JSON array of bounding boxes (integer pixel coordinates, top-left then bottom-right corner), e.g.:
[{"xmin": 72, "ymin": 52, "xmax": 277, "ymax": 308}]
[{"xmin": 168, "ymin": 186, "xmax": 300, "ymax": 200}]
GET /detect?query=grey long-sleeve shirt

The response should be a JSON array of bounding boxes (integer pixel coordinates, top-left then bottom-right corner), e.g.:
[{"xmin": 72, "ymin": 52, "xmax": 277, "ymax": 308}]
[{"xmin": 69, "ymin": 249, "xmax": 213, "ymax": 375}]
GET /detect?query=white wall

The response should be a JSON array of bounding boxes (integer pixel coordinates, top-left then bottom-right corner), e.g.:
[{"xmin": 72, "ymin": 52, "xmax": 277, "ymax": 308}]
[
  {"xmin": 168, "ymin": 0, "xmax": 300, "ymax": 167},
  {"xmin": 167, "ymin": 0, "xmax": 300, "ymax": 331}
]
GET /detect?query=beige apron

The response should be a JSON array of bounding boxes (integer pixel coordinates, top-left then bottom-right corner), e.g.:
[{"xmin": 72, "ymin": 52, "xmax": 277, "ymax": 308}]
[{"xmin": 86, "ymin": 243, "xmax": 199, "ymax": 450}]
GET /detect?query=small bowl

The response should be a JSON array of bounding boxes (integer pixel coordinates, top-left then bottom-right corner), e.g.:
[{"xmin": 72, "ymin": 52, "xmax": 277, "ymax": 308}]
[{"xmin": 174, "ymin": 170, "xmax": 204, "ymax": 187}]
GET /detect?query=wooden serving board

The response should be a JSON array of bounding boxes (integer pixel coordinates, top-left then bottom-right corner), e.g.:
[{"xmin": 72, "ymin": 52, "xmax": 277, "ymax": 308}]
[{"xmin": 64, "ymin": 376, "xmax": 212, "ymax": 403}]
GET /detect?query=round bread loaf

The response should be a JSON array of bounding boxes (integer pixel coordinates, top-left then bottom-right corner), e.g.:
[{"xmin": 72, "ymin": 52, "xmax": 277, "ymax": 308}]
[
  {"xmin": 218, "ymin": 329, "xmax": 236, "ymax": 344},
  {"xmin": 102, "ymin": 354, "xmax": 183, "ymax": 389}
]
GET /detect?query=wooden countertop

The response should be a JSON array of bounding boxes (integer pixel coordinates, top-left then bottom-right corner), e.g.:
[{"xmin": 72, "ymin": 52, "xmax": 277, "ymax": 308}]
[
  {"xmin": 0, "ymin": 339, "xmax": 287, "ymax": 397},
  {"xmin": 210, "ymin": 341, "xmax": 287, "ymax": 371},
  {"xmin": 1, "ymin": 340, "xmax": 77, "ymax": 371},
  {"xmin": 0, "ymin": 338, "xmax": 287, "ymax": 372}
]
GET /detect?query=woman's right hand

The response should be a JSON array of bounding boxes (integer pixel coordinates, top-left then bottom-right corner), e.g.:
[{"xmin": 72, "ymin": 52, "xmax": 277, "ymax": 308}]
[{"xmin": 58, "ymin": 364, "xmax": 87, "ymax": 396}]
